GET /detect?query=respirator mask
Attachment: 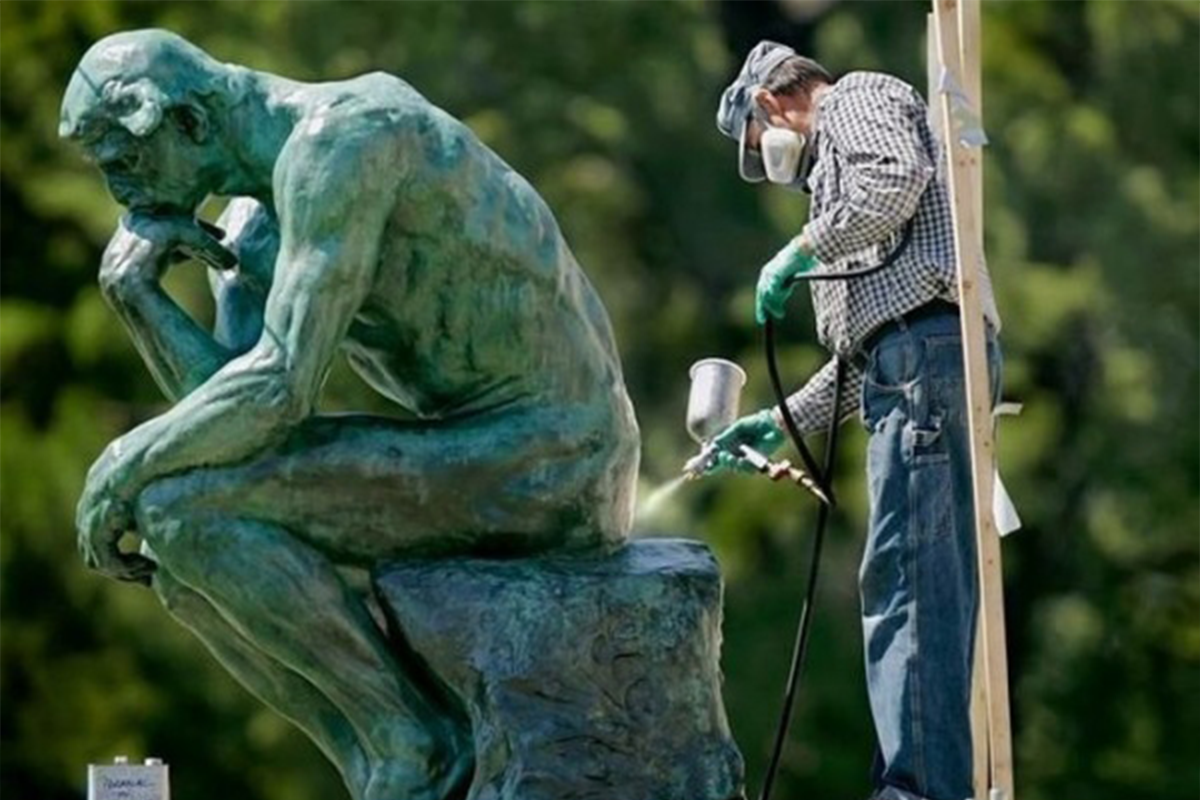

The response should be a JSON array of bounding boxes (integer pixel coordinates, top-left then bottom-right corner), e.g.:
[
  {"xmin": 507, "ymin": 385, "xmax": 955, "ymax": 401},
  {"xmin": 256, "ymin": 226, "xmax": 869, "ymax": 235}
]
[
  {"xmin": 759, "ymin": 127, "xmax": 806, "ymax": 185},
  {"xmin": 749, "ymin": 108, "xmax": 813, "ymax": 190}
]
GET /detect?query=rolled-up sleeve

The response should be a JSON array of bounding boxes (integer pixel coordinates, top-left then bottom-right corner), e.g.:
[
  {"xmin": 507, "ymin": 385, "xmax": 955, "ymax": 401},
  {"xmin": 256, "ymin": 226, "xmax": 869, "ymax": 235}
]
[
  {"xmin": 771, "ymin": 356, "xmax": 863, "ymax": 436},
  {"xmin": 804, "ymin": 85, "xmax": 933, "ymax": 264}
]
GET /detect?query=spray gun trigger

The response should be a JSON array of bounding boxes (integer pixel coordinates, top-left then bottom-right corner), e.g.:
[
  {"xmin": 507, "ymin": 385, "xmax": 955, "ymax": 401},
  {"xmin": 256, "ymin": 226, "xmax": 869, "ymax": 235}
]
[{"xmin": 736, "ymin": 445, "xmax": 771, "ymax": 472}]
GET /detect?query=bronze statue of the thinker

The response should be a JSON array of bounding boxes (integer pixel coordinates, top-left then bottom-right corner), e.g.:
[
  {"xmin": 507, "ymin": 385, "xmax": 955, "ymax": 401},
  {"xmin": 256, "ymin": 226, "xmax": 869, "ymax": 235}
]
[{"xmin": 62, "ymin": 30, "xmax": 641, "ymax": 800}]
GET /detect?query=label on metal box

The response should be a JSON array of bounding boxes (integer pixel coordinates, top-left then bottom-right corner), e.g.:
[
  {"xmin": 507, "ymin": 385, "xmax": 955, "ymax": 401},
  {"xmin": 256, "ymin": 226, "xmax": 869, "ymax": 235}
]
[{"xmin": 87, "ymin": 762, "xmax": 170, "ymax": 800}]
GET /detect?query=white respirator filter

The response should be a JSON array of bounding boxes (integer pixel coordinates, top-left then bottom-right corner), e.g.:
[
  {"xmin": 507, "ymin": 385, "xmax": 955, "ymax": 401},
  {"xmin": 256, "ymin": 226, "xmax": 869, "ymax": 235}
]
[{"xmin": 760, "ymin": 127, "xmax": 806, "ymax": 185}]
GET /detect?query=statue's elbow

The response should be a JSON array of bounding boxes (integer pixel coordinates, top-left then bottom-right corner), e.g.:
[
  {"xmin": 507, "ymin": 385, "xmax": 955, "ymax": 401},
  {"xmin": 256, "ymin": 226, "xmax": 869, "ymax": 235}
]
[
  {"xmin": 274, "ymin": 381, "xmax": 314, "ymax": 426},
  {"xmin": 250, "ymin": 372, "xmax": 314, "ymax": 428},
  {"xmin": 236, "ymin": 339, "xmax": 315, "ymax": 425}
]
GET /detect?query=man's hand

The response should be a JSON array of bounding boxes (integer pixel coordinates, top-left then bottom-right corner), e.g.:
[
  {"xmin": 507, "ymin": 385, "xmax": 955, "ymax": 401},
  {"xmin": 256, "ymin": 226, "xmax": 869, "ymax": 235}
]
[
  {"xmin": 755, "ymin": 235, "xmax": 817, "ymax": 324},
  {"xmin": 99, "ymin": 212, "xmax": 231, "ymax": 300},
  {"xmin": 706, "ymin": 409, "xmax": 786, "ymax": 475},
  {"xmin": 75, "ymin": 447, "xmax": 155, "ymax": 585}
]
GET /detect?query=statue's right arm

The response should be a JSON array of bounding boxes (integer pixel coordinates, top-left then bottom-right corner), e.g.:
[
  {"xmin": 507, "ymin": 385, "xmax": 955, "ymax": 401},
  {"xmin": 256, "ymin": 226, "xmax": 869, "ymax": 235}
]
[{"xmin": 99, "ymin": 200, "xmax": 273, "ymax": 403}]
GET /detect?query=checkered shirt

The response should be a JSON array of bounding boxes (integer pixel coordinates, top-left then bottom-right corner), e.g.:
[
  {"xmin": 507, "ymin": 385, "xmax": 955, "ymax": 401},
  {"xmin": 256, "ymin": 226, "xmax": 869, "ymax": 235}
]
[{"xmin": 781, "ymin": 71, "xmax": 1001, "ymax": 434}]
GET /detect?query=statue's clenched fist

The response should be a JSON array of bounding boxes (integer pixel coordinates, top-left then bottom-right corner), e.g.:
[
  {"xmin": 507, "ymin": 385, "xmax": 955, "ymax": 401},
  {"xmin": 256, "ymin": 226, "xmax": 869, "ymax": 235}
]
[{"xmin": 75, "ymin": 445, "xmax": 154, "ymax": 585}]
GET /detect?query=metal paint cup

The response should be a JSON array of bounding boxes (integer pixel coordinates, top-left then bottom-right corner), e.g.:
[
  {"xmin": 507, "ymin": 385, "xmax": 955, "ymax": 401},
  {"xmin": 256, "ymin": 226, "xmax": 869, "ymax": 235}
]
[{"xmin": 687, "ymin": 358, "xmax": 747, "ymax": 444}]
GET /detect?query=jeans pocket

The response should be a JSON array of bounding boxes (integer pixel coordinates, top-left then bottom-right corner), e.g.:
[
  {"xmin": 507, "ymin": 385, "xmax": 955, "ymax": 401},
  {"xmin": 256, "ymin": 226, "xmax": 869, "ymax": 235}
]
[
  {"xmin": 862, "ymin": 379, "xmax": 903, "ymax": 434},
  {"xmin": 865, "ymin": 334, "xmax": 920, "ymax": 391}
]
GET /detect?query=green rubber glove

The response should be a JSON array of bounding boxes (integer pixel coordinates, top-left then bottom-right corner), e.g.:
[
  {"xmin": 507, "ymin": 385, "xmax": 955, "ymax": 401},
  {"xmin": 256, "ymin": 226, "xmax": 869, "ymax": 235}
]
[
  {"xmin": 755, "ymin": 237, "xmax": 817, "ymax": 325},
  {"xmin": 706, "ymin": 409, "xmax": 786, "ymax": 475}
]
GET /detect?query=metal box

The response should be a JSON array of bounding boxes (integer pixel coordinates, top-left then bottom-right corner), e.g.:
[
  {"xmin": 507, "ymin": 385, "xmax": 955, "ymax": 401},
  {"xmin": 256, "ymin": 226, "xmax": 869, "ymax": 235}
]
[{"xmin": 87, "ymin": 756, "xmax": 169, "ymax": 800}]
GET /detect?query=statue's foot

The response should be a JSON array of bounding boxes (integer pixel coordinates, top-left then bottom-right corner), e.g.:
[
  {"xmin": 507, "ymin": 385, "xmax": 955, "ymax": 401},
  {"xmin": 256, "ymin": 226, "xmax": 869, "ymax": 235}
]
[{"xmin": 363, "ymin": 734, "xmax": 473, "ymax": 800}]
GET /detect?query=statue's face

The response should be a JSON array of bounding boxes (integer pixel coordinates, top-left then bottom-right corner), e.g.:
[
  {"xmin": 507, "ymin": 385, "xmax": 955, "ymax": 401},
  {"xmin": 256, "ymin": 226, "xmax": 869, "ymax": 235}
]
[{"xmin": 76, "ymin": 116, "xmax": 210, "ymax": 215}]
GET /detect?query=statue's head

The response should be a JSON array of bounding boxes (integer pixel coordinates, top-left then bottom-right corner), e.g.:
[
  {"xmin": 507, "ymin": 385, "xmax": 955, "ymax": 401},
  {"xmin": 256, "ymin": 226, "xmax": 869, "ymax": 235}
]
[{"xmin": 60, "ymin": 29, "xmax": 235, "ymax": 214}]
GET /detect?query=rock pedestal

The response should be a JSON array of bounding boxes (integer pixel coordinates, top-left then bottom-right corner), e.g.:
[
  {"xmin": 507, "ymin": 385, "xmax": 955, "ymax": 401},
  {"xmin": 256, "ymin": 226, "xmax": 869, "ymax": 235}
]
[{"xmin": 373, "ymin": 538, "xmax": 745, "ymax": 800}]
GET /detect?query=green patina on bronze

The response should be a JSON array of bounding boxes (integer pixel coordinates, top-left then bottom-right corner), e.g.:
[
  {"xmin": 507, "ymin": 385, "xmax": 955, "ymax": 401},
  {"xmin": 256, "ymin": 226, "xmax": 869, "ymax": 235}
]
[{"xmin": 62, "ymin": 29, "xmax": 647, "ymax": 800}]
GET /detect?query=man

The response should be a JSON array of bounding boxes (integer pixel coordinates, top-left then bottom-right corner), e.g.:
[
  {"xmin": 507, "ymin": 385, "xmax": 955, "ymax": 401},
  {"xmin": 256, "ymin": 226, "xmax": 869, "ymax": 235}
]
[
  {"xmin": 707, "ymin": 41, "xmax": 1002, "ymax": 800},
  {"xmin": 61, "ymin": 30, "xmax": 639, "ymax": 800}
]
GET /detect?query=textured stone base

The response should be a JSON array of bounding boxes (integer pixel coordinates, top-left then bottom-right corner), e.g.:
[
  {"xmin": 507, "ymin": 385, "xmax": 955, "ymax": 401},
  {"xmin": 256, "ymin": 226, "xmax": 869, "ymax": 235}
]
[{"xmin": 374, "ymin": 538, "xmax": 744, "ymax": 800}]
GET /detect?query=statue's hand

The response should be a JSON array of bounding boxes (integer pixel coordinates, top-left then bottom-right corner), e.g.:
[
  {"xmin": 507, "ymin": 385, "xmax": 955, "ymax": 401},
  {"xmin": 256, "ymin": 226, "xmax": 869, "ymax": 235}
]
[
  {"xmin": 75, "ymin": 451, "xmax": 155, "ymax": 585},
  {"xmin": 99, "ymin": 212, "xmax": 228, "ymax": 299}
]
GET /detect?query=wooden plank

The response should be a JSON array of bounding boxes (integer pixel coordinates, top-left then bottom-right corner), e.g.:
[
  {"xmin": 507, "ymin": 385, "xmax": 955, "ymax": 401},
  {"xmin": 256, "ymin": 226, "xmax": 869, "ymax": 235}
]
[
  {"xmin": 928, "ymin": 15, "xmax": 988, "ymax": 796},
  {"xmin": 930, "ymin": 1, "xmax": 1016, "ymax": 798},
  {"xmin": 952, "ymin": 4, "xmax": 991, "ymax": 799},
  {"xmin": 959, "ymin": 0, "xmax": 984, "ymax": 255},
  {"xmin": 926, "ymin": 13, "xmax": 942, "ymax": 138},
  {"xmin": 971, "ymin": 622, "xmax": 989, "ymax": 799}
]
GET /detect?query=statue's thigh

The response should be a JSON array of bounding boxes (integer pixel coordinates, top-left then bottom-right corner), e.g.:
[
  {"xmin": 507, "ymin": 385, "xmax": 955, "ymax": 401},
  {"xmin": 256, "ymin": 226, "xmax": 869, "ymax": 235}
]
[{"xmin": 156, "ymin": 410, "xmax": 617, "ymax": 562}]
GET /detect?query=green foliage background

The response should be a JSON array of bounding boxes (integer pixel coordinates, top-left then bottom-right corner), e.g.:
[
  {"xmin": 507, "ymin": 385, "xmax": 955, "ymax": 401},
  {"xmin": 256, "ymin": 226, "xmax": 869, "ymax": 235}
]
[{"xmin": 1, "ymin": 2, "xmax": 1196, "ymax": 799}]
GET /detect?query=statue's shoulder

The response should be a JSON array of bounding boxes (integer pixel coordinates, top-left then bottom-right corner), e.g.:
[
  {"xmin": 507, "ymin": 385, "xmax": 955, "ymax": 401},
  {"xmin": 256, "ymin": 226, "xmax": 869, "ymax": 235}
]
[
  {"xmin": 276, "ymin": 73, "xmax": 454, "ymax": 188},
  {"xmin": 291, "ymin": 73, "xmax": 445, "ymax": 144}
]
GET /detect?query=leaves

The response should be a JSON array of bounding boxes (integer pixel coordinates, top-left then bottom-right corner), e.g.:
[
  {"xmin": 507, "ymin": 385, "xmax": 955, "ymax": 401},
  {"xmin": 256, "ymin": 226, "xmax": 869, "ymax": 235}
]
[{"xmin": 1, "ymin": 3, "xmax": 1195, "ymax": 800}]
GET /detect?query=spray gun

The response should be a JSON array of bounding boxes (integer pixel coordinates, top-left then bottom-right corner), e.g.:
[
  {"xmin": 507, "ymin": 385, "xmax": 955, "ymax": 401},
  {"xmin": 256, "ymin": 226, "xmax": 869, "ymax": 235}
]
[{"xmin": 682, "ymin": 358, "xmax": 830, "ymax": 504}]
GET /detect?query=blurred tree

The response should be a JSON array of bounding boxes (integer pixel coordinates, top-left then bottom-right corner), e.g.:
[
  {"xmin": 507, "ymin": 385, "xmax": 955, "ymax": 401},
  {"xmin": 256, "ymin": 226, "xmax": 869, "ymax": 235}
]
[{"xmin": 1, "ymin": 2, "xmax": 1195, "ymax": 800}]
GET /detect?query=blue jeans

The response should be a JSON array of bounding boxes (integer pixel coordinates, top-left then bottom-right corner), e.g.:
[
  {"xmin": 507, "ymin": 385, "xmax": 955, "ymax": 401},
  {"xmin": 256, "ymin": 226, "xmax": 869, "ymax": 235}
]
[{"xmin": 858, "ymin": 307, "xmax": 1001, "ymax": 800}]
